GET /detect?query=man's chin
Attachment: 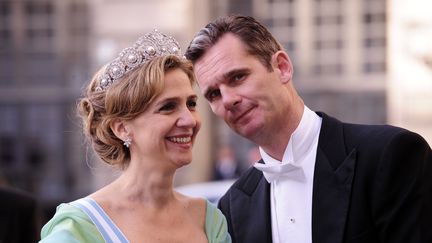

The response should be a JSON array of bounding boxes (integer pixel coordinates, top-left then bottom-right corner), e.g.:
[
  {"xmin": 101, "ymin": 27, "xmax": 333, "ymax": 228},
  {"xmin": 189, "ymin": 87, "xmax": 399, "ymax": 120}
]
[{"xmin": 233, "ymin": 125, "xmax": 260, "ymax": 140}]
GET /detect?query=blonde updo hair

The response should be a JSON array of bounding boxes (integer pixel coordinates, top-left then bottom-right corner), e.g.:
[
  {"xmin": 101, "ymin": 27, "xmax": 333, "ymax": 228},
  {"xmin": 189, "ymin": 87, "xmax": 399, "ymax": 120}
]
[{"xmin": 77, "ymin": 55, "xmax": 195, "ymax": 169}]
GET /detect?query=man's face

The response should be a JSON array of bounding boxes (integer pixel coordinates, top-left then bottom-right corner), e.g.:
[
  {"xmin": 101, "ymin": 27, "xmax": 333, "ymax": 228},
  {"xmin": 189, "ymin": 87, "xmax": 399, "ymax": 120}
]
[{"xmin": 194, "ymin": 33, "xmax": 288, "ymax": 142}]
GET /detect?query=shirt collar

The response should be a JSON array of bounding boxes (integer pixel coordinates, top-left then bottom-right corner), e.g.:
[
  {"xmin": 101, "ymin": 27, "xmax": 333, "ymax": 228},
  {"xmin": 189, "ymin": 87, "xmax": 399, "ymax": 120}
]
[{"xmin": 259, "ymin": 105, "xmax": 321, "ymax": 166}]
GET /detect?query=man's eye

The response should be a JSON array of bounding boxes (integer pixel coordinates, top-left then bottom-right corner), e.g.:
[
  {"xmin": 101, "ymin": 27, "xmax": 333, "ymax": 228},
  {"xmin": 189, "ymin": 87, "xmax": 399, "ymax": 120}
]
[
  {"xmin": 208, "ymin": 90, "xmax": 221, "ymax": 101},
  {"xmin": 233, "ymin": 74, "xmax": 245, "ymax": 81}
]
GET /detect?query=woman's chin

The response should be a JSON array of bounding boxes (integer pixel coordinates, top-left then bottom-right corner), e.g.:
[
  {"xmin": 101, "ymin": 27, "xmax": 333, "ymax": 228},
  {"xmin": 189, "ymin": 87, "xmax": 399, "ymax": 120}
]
[{"xmin": 173, "ymin": 157, "xmax": 193, "ymax": 168}]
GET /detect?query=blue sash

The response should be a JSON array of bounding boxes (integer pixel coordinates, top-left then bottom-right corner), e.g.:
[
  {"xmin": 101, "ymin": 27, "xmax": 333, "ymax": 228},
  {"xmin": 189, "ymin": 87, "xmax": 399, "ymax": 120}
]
[{"xmin": 71, "ymin": 198, "xmax": 129, "ymax": 243}]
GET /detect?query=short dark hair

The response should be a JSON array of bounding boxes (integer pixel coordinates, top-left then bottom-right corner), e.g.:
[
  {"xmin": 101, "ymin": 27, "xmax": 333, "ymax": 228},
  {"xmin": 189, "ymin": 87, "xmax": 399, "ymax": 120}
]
[{"xmin": 185, "ymin": 14, "xmax": 283, "ymax": 70}]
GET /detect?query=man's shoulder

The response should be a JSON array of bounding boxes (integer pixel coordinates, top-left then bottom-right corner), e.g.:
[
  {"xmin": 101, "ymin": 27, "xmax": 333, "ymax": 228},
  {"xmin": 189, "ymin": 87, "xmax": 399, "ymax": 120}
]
[
  {"xmin": 0, "ymin": 187, "xmax": 36, "ymax": 209},
  {"xmin": 319, "ymin": 111, "xmax": 418, "ymax": 143},
  {"xmin": 342, "ymin": 122, "xmax": 421, "ymax": 146},
  {"xmin": 316, "ymin": 111, "xmax": 432, "ymax": 157},
  {"xmin": 224, "ymin": 166, "xmax": 265, "ymax": 196},
  {"xmin": 218, "ymin": 165, "xmax": 267, "ymax": 210}
]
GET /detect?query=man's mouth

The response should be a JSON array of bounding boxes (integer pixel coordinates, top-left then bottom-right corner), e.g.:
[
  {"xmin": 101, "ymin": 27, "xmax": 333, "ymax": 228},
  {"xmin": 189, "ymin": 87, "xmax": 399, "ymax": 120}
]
[{"xmin": 233, "ymin": 106, "xmax": 255, "ymax": 124}]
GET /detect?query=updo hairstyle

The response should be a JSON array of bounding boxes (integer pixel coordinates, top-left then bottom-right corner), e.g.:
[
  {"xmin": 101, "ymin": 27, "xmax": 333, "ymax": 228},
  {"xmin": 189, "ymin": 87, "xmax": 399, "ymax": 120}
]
[{"xmin": 77, "ymin": 55, "xmax": 195, "ymax": 169}]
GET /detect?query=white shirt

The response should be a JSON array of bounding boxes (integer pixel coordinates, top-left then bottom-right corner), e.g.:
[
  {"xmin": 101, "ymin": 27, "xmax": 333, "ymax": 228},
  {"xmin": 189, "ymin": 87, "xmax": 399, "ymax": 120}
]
[{"xmin": 254, "ymin": 106, "xmax": 322, "ymax": 243}]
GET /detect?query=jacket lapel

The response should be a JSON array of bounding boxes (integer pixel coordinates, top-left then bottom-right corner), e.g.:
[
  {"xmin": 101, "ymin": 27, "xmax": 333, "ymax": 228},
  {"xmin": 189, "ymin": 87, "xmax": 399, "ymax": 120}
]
[
  {"xmin": 228, "ymin": 112, "xmax": 355, "ymax": 243},
  {"xmin": 230, "ymin": 165, "xmax": 273, "ymax": 243},
  {"xmin": 312, "ymin": 112, "xmax": 356, "ymax": 243}
]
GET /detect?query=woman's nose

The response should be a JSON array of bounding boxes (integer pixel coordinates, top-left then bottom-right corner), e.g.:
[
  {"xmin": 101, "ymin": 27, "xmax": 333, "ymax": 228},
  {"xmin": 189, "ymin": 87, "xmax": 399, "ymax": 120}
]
[{"xmin": 177, "ymin": 108, "xmax": 198, "ymax": 127}]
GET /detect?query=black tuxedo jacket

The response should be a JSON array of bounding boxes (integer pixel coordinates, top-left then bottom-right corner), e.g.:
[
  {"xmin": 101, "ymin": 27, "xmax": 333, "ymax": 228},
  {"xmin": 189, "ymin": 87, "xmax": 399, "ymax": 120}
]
[
  {"xmin": 0, "ymin": 187, "xmax": 40, "ymax": 243},
  {"xmin": 218, "ymin": 112, "xmax": 432, "ymax": 243}
]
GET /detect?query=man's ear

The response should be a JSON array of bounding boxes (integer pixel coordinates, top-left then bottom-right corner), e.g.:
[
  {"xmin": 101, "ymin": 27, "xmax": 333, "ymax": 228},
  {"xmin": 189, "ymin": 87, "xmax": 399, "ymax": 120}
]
[
  {"xmin": 271, "ymin": 51, "xmax": 293, "ymax": 84},
  {"xmin": 110, "ymin": 118, "xmax": 130, "ymax": 141}
]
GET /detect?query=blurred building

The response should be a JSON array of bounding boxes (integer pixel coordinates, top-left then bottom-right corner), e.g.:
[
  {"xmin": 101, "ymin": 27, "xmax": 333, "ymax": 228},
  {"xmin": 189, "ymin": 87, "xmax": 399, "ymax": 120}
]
[
  {"xmin": 388, "ymin": 0, "xmax": 432, "ymax": 144},
  {"xmin": 1, "ymin": 0, "xmax": 430, "ymax": 222},
  {"xmin": 0, "ymin": 0, "xmax": 91, "ymax": 208}
]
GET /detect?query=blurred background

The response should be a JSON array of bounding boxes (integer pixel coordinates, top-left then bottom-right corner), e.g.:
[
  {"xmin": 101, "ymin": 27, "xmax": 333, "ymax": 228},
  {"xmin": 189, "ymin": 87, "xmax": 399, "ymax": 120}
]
[{"xmin": 0, "ymin": 0, "xmax": 431, "ymax": 233}]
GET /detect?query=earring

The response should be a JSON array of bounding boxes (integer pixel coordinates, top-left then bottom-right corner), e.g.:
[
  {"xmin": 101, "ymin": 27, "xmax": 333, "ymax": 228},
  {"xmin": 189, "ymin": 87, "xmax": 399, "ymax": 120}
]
[{"xmin": 123, "ymin": 137, "xmax": 132, "ymax": 148}]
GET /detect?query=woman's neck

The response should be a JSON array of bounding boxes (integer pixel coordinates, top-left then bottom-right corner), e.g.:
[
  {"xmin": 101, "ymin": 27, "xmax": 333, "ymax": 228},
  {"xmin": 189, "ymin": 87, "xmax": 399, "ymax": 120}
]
[{"xmin": 112, "ymin": 160, "xmax": 177, "ymax": 208}]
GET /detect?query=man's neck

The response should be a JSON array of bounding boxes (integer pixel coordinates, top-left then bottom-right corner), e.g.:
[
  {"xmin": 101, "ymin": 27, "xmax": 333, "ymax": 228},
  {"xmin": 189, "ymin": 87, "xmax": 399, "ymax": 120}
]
[{"xmin": 258, "ymin": 104, "xmax": 305, "ymax": 160}]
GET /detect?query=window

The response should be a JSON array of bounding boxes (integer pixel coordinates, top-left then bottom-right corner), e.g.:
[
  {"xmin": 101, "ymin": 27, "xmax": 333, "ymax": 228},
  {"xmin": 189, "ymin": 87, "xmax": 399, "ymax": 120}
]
[
  {"xmin": 68, "ymin": 2, "xmax": 89, "ymax": 36},
  {"xmin": 314, "ymin": 15, "xmax": 343, "ymax": 26},
  {"xmin": 363, "ymin": 37, "xmax": 386, "ymax": 48},
  {"xmin": 313, "ymin": 63, "xmax": 343, "ymax": 75},
  {"xmin": 0, "ymin": 2, "xmax": 12, "ymax": 50},
  {"xmin": 362, "ymin": 1, "xmax": 386, "ymax": 75},
  {"xmin": 25, "ymin": 1, "xmax": 55, "ymax": 52},
  {"xmin": 314, "ymin": 39, "xmax": 343, "ymax": 50},
  {"xmin": 363, "ymin": 13, "xmax": 386, "ymax": 24},
  {"xmin": 284, "ymin": 41, "xmax": 295, "ymax": 52},
  {"xmin": 363, "ymin": 62, "xmax": 386, "ymax": 73}
]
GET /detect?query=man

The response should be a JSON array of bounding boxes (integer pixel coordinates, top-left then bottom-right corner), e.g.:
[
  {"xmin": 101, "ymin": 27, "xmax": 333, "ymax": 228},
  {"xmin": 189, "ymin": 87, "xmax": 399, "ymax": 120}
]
[
  {"xmin": 185, "ymin": 15, "xmax": 432, "ymax": 243},
  {"xmin": 0, "ymin": 186, "xmax": 41, "ymax": 243}
]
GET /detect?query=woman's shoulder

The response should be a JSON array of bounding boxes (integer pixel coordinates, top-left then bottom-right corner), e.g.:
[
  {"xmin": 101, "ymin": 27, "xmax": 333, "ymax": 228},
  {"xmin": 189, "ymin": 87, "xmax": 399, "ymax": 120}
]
[
  {"xmin": 40, "ymin": 201, "xmax": 104, "ymax": 243},
  {"xmin": 175, "ymin": 191, "xmax": 207, "ymax": 213},
  {"xmin": 41, "ymin": 203, "xmax": 90, "ymax": 233},
  {"xmin": 204, "ymin": 200, "xmax": 232, "ymax": 243},
  {"xmin": 175, "ymin": 192, "xmax": 207, "ymax": 225}
]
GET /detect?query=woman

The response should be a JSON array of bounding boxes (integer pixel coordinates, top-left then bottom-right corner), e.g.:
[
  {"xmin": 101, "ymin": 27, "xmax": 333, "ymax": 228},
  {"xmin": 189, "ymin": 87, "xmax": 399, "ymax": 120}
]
[{"xmin": 40, "ymin": 30, "xmax": 231, "ymax": 243}]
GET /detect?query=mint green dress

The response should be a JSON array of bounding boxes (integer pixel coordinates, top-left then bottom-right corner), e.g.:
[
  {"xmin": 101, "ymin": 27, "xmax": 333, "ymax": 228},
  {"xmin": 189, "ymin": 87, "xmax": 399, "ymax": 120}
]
[{"xmin": 40, "ymin": 198, "xmax": 231, "ymax": 243}]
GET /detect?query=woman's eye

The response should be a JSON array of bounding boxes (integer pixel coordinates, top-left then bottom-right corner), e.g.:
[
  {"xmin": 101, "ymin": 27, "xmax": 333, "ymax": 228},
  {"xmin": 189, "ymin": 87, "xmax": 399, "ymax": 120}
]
[
  {"xmin": 159, "ymin": 102, "xmax": 176, "ymax": 111},
  {"xmin": 187, "ymin": 99, "xmax": 197, "ymax": 109}
]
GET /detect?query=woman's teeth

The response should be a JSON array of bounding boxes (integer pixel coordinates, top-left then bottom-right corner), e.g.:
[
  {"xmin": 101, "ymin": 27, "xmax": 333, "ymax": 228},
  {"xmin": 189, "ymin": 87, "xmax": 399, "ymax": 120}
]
[{"xmin": 169, "ymin": 137, "xmax": 191, "ymax": 143}]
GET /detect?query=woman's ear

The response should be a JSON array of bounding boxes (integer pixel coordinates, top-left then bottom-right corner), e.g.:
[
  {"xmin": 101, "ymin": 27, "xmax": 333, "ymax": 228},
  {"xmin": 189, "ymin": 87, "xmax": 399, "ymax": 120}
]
[
  {"xmin": 271, "ymin": 51, "xmax": 293, "ymax": 84},
  {"xmin": 110, "ymin": 118, "xmax": 130, "ymax": 141}
]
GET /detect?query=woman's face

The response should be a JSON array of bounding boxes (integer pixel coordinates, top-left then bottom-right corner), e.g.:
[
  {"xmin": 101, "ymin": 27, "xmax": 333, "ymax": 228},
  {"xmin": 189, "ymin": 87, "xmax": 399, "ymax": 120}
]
[{"xmin": 127, "ymin": 68, "xmax": 201, "ymax": 168}]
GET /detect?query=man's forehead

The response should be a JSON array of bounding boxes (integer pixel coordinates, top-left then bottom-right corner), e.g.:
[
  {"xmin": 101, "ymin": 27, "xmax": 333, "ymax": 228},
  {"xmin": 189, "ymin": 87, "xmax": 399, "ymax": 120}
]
[
  {"xmin": 194, "ymin": 52, "xmax": 228, "ymax": 84},
  {"xmin": 195, "ymin": 60, "xmax": 244, "ymax": 88},
  {"xmin": 194, "ymin": 36, "xmax": 248, "ymax": 82}
]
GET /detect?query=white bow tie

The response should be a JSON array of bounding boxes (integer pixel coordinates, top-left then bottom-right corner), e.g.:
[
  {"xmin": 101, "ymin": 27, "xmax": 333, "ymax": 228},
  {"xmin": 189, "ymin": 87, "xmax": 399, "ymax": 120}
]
[{"xmin": 254, "ymin": 162, "xmax": 305, "ymax": 183}]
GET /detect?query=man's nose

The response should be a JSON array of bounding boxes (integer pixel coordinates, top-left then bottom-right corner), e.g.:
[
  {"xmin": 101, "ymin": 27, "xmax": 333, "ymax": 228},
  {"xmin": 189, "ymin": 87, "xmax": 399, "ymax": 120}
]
[{"xmin": 221, "ymin": 87, "xmax": 241, "ymax": 110}]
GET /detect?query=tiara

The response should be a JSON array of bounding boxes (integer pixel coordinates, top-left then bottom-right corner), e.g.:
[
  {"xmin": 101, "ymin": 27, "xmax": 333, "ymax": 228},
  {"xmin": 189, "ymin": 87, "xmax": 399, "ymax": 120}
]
[{"xmin": 95, "ymin": 29, "xmax": 182, "ymax": 91}]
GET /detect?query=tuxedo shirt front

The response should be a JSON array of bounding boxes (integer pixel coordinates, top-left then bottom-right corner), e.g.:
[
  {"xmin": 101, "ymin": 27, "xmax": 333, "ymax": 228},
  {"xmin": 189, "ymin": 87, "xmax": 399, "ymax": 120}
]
[{"xmin": 255, "ymin": 106, "xmax": 322, "ymax": 243}]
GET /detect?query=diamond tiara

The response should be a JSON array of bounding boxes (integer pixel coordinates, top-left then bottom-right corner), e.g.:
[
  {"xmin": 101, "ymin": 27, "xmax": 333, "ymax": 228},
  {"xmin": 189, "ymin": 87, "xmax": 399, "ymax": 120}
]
[{"xmin": 95, "ymin": 29, "xmax": 182, "ymax": 91}]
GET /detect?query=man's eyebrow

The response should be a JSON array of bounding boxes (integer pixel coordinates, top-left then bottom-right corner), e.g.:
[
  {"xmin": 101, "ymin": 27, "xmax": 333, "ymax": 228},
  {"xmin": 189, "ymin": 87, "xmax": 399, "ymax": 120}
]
[
  {"xmin": 202, "ymin": 68, "xmax": 249, "ymax": 99},
  {"xmin": 222, "ymin": 68, "xmax": 249, "ymax": 80}
]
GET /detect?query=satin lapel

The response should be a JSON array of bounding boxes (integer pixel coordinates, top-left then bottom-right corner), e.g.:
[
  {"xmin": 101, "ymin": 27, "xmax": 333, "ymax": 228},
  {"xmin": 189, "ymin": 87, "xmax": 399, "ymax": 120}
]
[
  {"xmin": 230, "ymin": 167, "xmax": 272, "ymax": 243},
  {"xmin": 312, "ymin": 112, "xmax": 356, "ymax": 243},
  {"xmin": 312, "ymin": 147, "xmax": 356, "ymax": 243}
]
